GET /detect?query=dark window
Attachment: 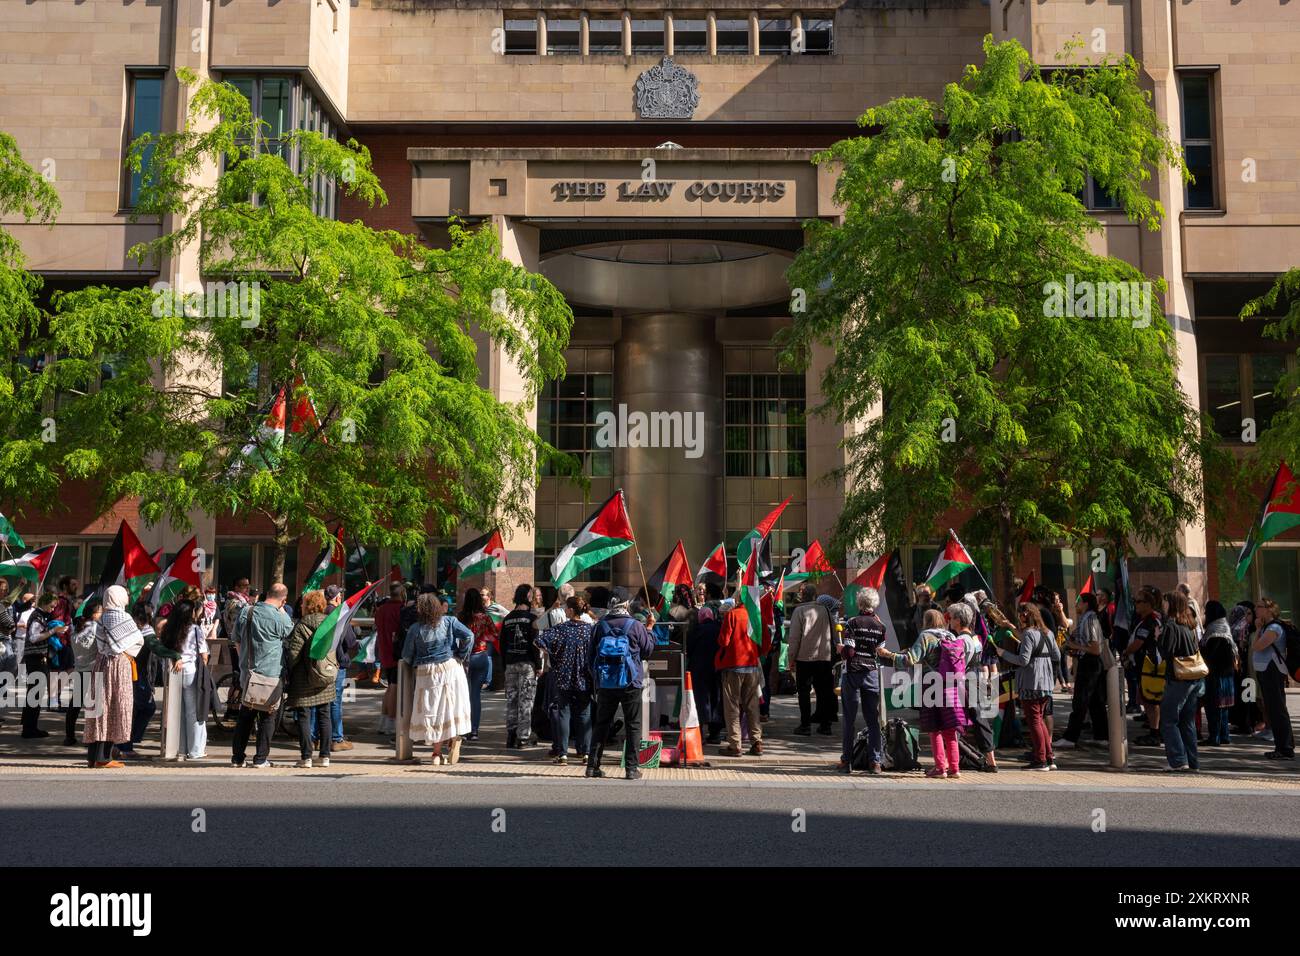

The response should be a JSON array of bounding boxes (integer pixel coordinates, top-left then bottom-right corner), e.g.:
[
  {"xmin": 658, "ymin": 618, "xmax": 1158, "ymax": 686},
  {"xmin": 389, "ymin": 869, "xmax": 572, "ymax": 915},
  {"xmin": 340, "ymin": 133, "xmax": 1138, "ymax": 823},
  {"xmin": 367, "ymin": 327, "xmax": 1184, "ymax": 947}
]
[
  {"xmin": 547, "ymin": 16, "xmax": 580, "ymax": 55},
  {"xmin": 725, "ymin": 373, "xmax": 806, "ymax": 478},
  {"xmin": 631, "ymin": 18, "xmax": 664, "ymax": 54},
  {"xmin": 588, "ymin": 16, "xmax": 623, "ymax": 53},
  {"xmin": 716, "ymin": 18, "xmax": 750, "ymax": 54},
  {"xmin": 674, "ymin": 18, "xmax": 708, "ymax": 53},
  {"xmin": 125, "ymin": 73, "xmax": 164, "ymax": 207},
  {"xmin": 1083, "ymin": 174, "xmax": 1120, "ymax": 211},
  {"xmin": 538, "ymin": 372, "xmax": 613, "ymax": 477},
  {"xmin": 505, "ymin": 17, "xmax": 538, "ymax": 54},
  {"xmin": 758, "ymin": 18, "xmax": 791, "ymax": 54},
  {"xmin": 1251, "ymin": 353, "xmax": 1287, "ymax": 432},
  {"xmin": 1181, "ymin": 73, "xmax": 1216, "ymax": 209},
  {"xmin": 1205, "ymin": 354, "xmax": 1243, "ymax": 441},
  {"xmin": 802, "ymin": 15, "xmax": 833, "ymax": 54}
]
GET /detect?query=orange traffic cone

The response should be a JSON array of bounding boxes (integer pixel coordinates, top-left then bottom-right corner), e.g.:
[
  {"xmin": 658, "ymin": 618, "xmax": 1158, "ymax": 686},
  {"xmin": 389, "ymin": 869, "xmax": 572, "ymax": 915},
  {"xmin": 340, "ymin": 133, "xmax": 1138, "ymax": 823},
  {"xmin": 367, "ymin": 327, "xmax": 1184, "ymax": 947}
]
[{"xmin": 677, "ymin": 671, "xmax": 707, "ymax": 767}]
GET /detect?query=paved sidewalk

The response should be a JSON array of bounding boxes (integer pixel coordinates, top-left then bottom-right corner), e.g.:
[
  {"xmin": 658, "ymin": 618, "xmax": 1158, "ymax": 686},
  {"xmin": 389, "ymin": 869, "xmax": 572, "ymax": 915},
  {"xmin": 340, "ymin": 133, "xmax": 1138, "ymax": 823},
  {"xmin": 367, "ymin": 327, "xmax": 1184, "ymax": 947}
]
[{"xmin": 3, "ymin": 681, "xmax": 1298, "ymax": 792}]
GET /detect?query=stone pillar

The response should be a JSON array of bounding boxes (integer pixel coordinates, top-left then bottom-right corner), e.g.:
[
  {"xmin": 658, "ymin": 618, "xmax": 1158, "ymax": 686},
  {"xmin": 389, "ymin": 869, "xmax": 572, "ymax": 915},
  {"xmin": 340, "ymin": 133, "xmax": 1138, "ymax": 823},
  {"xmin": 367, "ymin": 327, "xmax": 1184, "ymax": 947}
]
[
  {"xmin": 707, "ymin": 12, "xmax": 717, "ymax": 56},
  {"xmin": 613, "ymin": 314, "xmax": 722, "ymax": 591},
  {"xmin": 748, "ymin": 11, "xmax": 760, "ymax": 55},
  {"xmin": 580, "ymin": 12, "xmax": 590, "ymax": 56},
  {"xmin": 536, "ymin": 12, "xmax": 547, "ymax": 56},
  {"xmin": 665, "ymin": 13, "xmax": 674, "ymax": 56},
  {"xmin": 622, "ymin": 12, "xmax": 632, "ymax": 57},
  {"xmin": 141, "ymin": 0, "xmax": 218, "ymax": 574},
  {"xmin": 805, "ymin": 340, "xmax": 851, "ymax": 581},
  {"xmin": 458, "ymin": 216, "xmax": 541, "ymax": 602},
  {"xmin": 1131, "ymin": 0, "xmax": 1208, "ymax": 602}
]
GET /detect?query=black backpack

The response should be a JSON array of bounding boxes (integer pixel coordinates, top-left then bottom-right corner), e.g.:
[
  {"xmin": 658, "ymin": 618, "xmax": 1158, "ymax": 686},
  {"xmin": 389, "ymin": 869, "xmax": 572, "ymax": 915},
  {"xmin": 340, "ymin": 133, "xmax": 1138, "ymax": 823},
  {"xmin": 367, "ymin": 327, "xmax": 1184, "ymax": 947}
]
[
  {"xmin": 1274, "ymin": 620, "xmax": 1300, "ymax": 680},
  {"xmin": 883, "ymin": 718, "xmax": 920, "ymax": 772}
]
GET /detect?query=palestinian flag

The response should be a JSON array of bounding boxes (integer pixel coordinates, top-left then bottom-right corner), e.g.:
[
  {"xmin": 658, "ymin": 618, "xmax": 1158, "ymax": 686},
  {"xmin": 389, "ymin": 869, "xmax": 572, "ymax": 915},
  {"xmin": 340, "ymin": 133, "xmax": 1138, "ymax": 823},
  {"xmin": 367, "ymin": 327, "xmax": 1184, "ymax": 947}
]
[
  {"xmin": 735, "ymin": 496, "xmax": 791, "ymax": 579},
  {"xmin": 1080, "ymin": 573, "xmax": 1095, "ymax": 596},
  {"xmin": 289, "ymin": 374, "xmax": 324, "ymax": 441},
  {"xmin": 151, "ymin": 536, "xmax": 204, "ymax": 610},
  {"xmin": 738, "ymin": 541, "xmax": 763, "ymax": 645},
  {"xmin": 99, "ymin": 520, "xmax": 161, "ymax": 603},
  {"xmin": 1018, "ymin": 572, "xmax": 1035, "ymax": 605},
  {"xmin": 0, "ymin": 543, "xmax": 57, "ymax": 590},
  {"xmin": 696, "ymin": 542, "xmax": 728, "ymax": 588},
  {"xmin": 647, "ymin": 540, "xmax": 692, "ymax": 611},
  {"xmin": 309, "ymin": 578, "xmax": 384, "ymax": 661},
  {"xmin": 354, "ymin": 633, "xmax": 377, "ymax": 666},
  {"xmin": 925, "ymin": 531, "xmax": 977, "ymax": 593},
  {"xmin": 550, "ymin": 490, "xmax": 635, "ymax": 588},
  {"xmin": 304, "ymin": 525, "xmax": 346, "ymax": 591},
  {"xmin": 456, "ymin": 530, "xmax": 506, "ymax": 580},
  {"xmin": 1237, "ymin": 462, "xmax": 1300, "ymax": 580},
  {"xmin": 229, "ymin": 387, "xmax": 287, "ymax": 476},
  {"xmin": 773, "ymin": 568, "xmax": 786, "ymax": 606},
  {"xmin": 784, "ymin": 538, "xmax": 834, "ymax": 583},
  {"xmin": 0, "ymin": 511, "xmax": 26, "ymax": 551}
]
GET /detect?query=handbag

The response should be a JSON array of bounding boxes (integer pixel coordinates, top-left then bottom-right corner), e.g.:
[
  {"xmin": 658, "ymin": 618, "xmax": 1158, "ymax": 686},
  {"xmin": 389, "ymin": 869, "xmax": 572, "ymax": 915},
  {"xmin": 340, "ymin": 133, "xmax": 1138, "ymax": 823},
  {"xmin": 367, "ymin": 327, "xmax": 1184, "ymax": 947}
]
[
  {"xmin": 240, "ymin": 669, "xmax": 282, "ymax": 712},
  {"xmin": 1172, "ymin": 650, "xmax": 1209, "ymax": 681}
]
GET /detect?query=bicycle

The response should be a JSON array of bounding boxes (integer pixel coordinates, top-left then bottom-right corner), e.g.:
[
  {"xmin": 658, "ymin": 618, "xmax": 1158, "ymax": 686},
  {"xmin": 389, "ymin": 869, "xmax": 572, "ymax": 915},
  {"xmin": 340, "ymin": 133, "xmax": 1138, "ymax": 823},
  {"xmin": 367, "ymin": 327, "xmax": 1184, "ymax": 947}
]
[{"xmin": 211, "ymin": 670, "xmax": 298, "ymax": 740}]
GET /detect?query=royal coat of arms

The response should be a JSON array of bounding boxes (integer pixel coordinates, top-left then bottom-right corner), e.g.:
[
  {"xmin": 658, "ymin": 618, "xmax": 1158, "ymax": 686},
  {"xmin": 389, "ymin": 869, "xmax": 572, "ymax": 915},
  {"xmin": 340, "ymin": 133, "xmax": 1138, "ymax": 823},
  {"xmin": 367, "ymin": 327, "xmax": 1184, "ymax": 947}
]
[{"xmin": 634, "ymin": 57, "xmax": 700, "ymax": 119}]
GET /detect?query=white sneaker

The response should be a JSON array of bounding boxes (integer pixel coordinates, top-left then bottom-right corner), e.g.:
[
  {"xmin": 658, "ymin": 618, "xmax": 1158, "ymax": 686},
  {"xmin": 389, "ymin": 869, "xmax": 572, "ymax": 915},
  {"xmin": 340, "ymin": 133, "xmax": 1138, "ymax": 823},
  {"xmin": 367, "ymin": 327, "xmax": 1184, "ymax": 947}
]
[
  {"xmin": 250, "ymin": 760, "xmax": 274, "ymax": 769},
  {"xmin": 1054, "ymin": 739, "xmax": 1076, "ymax": 750},
  {"xmin": 296, "ymin": 758, "xmax": 313, "ymax": 768},
  {"xmin": 315, "ymin": 757, "xmax": 330, "ymax": 768}
]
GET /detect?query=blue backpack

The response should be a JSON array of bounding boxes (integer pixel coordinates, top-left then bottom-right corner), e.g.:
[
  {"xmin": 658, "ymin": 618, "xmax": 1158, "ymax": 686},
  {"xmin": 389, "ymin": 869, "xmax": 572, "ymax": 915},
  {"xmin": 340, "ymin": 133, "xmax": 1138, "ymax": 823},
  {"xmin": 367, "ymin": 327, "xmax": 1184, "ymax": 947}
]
[{"xmin": 593, "ymin": 618, "xmax": 638, "ymax": 691}]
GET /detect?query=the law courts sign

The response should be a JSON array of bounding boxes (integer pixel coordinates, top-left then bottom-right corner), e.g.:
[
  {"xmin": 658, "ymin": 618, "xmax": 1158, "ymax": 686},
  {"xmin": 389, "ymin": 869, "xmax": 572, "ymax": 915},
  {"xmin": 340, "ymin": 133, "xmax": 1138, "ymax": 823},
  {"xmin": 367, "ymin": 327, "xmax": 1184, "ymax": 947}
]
[{"xmin": 552, "ymin": 179, "xmax": 789, "ymax": 202}]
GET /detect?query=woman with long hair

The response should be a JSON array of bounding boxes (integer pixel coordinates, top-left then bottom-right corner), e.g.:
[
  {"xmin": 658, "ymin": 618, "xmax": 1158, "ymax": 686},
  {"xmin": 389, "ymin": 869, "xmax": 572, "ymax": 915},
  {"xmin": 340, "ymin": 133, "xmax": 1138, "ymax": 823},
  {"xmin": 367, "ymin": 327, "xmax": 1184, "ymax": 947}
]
[
  {"xmin": 405, "ymin": 591, "xmax": 474, "ymax": 764},
  {"xmin": 285, "ymin": 590, "xmax": 336, "ymax": 767},
  {"xmin": 1158, "ymin": 590, "xmax": 1204, "ymax": 771},
  {"xmin": 159, "ymin": 599, "xmax": 211, "ymax": 761},
  {"xmin": 996, "ymin": 602, "xmax": 1059, "ymax": 770},
  {"xmin": 457, "ymin": 587, "xmax": 497, "ymax": 741},
  {"xmin": 1253, "ymin": 598, "xmax": 1295, "ymax": 760}
]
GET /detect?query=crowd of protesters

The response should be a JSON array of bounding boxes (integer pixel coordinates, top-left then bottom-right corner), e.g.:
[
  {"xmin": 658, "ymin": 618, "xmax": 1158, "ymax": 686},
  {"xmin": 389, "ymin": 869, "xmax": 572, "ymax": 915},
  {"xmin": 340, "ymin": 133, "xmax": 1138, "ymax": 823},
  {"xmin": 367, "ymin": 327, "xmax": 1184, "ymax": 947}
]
[{"xmin": 1, "ymin": 566, "xmax": 1295, "ymax": 778}]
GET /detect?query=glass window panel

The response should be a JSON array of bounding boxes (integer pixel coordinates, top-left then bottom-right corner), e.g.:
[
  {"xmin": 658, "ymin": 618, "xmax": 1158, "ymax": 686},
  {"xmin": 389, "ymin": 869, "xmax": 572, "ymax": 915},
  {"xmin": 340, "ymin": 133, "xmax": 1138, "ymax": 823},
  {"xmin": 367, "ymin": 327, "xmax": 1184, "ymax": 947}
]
[
  {"xmin": 557, "ymin": 399, "xmax": 586, "ymax": 424},
  {"xmin": 1251, "ymin": 354, "xmax": 1286, "ymax": 431},
  {"xmin": 803, "ymin": 16, "xmax": 833, "ymax": 54},
  {"xmin": 588, "ymin": 16, "xmax": 623, "ymax": 52},
  {"xmin": 726, "ymin": 452, "xmax": 751, "ymax": 476},
  {"xmin": 725, "ymin": 400, "xmax": 750, "ymax": 425},
  {"xmin": 1182, "ymin": 75, "xmax": 1212, "ymax": 141},
  {"xmin": 557, "ymin": 375, "xmax": 587, "ymax": 398},
  {"xmin": 1205, "ymin": 355, "xmax": 1242, "ymax": 441},
  {"xmin": 127, "ymin": 75, "xmax": 164, "ymax": 207},
  {"xmin": 216, "ymin": 545, "xmax": 254, "ymax": 593},
  {"xmin": 1259, "ymin": 548, "xmax": 1300, "ymax": 623},
  {"xmin": 787, "ymin": 452, "xmax": 806, "ymax": 478},
  {"xmin": 754, "ymin": 451, "xmax": 774, "ymax": 477},
  {"xmin": 631, "ymin": 18, "xmax": 664, "ymax": 54},
  {"xmin": 590, "ymin": 451, "xmax": 612, "ymax": 476},
  {"xmin": 674, "ymin": 18, "xmax": 707, "ymax": 53},
  {"xmin": 260, "ymin": 77, "xmax": 292, "ymax": 152},
  {"xmin": 557, "ymin": 425, "xmax": 585, "ymax": 451},
  {"xmin": 758, "ymin": 18, "xmax": 791, "ymax": 54},
  {"xmin": 547, "ymin": 16, "xmax": 581, "ymax": 54},
  {"xmin": 780, "ymin": 374, "xmax": 804, "ymax": 398},
  {"xmin": 725, "ymin": 376, "xmax": 750, "ymax": 398},
  {"xmin": 716, "ymin": 18, "xmax": 750, "ymax": 54},
  {"xmin": 1040, "ymin": 546, "xmax": 1078, "ymax": 600},
  {"xmin": 1185, "ymin": 144, "xmax": 1215, "ymax": 209},
  {"xmin": 589, "ymin": 374, "xmax": 612, "ymax": 398},
  {"xmin": 725, "ymin": 426, "xmax": 750, "ymax": 451},
  {"xmin": 505, "ymin": 18, "xmax": 538, "ymax": 54}
]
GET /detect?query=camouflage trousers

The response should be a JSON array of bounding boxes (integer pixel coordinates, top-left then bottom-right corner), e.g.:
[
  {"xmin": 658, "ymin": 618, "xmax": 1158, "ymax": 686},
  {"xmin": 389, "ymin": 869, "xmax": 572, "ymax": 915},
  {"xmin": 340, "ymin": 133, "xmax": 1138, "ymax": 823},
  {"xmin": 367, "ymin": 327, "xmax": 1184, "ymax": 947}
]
[{"xmin": 504, "ymin": 661, "xmax": 538, "ymax": 741}]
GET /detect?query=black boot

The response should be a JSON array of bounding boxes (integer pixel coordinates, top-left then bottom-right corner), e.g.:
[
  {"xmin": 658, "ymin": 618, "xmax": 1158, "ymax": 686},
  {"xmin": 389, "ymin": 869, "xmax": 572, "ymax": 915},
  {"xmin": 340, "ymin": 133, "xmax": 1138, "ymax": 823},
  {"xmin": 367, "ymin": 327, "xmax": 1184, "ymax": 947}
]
[
  {"xmin": 585, "ymin": 746, "xmax": 605, "ymax": 778},
  {"xmin": 506, "ymin": 729, "xmax": 518, "ymax": 750}
]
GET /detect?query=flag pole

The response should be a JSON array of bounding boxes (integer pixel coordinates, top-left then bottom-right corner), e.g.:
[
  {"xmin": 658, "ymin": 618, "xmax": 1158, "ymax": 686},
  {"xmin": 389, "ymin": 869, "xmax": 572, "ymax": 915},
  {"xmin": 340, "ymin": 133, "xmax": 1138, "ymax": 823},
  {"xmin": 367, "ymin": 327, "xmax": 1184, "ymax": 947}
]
[{"xmin": 617, "ymin": 492, "xmax": 652, "ymax": 611}]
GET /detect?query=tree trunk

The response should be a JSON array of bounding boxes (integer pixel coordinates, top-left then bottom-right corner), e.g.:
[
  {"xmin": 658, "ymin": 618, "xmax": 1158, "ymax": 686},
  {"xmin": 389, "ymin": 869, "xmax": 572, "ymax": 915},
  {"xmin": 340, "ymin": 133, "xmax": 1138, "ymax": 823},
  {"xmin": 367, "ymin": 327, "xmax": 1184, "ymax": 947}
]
[
  {"xmin": 271, "ymin": 516, "xmax": 290, "ymax": 588},
  {"xmin": 995, "ymin": 508, "xmax": 1015, "ymax": 609}
]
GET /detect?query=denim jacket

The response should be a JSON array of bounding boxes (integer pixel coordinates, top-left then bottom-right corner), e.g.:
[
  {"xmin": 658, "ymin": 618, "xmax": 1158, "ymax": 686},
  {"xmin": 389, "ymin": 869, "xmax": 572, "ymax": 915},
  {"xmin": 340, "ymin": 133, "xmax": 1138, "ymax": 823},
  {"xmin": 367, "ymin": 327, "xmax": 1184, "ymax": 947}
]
[{"xmin": 402, "ymin": 616, "xmax": 473, "ymax": 667}]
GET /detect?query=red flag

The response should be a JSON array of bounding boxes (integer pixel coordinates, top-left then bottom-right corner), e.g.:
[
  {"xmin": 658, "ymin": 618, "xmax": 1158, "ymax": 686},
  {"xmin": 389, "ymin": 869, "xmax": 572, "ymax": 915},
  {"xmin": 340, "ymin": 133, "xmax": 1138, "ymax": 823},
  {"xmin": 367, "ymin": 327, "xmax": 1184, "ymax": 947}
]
[
  {"xmin": 1019, "ymin": 572, "xmax": 1035, "ymax": 604},
  {"xmin": 1080, "ymin": 573, "xmax": 1095, "ymax": 596}
]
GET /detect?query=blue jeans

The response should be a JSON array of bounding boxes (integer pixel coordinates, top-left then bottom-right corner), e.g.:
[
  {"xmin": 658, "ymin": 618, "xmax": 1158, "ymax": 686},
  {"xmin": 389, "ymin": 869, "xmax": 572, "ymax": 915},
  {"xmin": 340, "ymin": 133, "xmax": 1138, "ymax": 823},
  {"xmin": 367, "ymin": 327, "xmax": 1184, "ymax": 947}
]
[
  {"xmin": 311, "ymin": 669, "xmax": 346, "ymax": 743},
  {"xmin": 549, "ymin": 688, "xmax": 592, "ymax": 756},
  {"xmin": 1160, "ymin": 679, "xmax": 1202, "ymax": 769},
  {"xmin": 180, "ymin": 662, "xmax": 208, "ymax": 758},
  {"xmin": 840, "ymin": 670, "xmax": 883, "ymax": 765},
  {"xmin": 468, "ymin": 651, "xmax": 492, "ymax": 734}
]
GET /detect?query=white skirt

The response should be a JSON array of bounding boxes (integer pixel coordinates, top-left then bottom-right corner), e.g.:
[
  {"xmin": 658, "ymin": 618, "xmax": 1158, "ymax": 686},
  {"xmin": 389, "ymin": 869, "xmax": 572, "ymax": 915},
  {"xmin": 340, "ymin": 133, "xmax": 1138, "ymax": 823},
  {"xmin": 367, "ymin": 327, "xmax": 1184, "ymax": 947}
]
[{"xmin": 410, "ymin": 658, "xmax": 472, "ymax": 745}]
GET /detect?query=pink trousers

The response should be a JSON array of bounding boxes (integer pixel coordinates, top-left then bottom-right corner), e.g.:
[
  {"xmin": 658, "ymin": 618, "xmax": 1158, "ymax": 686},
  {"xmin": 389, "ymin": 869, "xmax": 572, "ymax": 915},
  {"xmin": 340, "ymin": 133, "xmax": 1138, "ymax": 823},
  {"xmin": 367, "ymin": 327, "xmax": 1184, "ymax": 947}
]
[{"xmin": 929, "ymin": 729, "xmax": 960, "ymax": 773}]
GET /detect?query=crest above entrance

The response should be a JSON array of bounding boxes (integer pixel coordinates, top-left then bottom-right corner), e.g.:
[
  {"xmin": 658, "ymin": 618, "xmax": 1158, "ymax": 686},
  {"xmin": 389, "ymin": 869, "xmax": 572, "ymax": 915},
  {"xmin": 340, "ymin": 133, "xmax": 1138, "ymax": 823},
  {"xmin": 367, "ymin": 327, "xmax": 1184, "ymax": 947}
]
[{"xmin": 634, "ymin": 57, "xmax": 701, "ymax": 119}]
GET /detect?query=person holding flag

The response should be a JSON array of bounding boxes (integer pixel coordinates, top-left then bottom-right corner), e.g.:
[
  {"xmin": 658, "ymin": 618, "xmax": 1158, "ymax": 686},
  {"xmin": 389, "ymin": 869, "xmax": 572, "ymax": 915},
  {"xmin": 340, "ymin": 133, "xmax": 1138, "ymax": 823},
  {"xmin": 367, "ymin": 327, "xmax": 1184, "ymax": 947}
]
[{"xmin": 714, "ymin": 560, "xmax": 771, "ymax": 757}]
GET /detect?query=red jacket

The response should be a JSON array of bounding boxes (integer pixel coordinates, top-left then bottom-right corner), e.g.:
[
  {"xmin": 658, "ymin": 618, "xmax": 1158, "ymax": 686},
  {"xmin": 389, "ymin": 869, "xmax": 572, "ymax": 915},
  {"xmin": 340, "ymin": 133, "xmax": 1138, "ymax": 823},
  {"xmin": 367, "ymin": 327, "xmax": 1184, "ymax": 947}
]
[{"xmin": 715, "ymin": 605, "xmax": 772, "ymax": 670}]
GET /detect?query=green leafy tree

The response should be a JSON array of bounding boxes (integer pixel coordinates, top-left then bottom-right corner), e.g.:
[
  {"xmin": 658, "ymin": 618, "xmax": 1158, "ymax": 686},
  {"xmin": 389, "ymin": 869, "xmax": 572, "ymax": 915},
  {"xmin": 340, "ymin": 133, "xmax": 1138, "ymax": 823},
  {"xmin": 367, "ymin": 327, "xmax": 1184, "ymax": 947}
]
[
  {"xmin": 0, "ymin": 131, "xmax": 61, "ymax": 502},
  {"xmin": 1242, "ymin": 271, "xmax": 1300, "ymax": 483},
  {"xmin": 3, "ymin": 72, "xmax": 575, "ymax": 582},
  {"xmin": 782, "ymin": 38, "xmax": 1228, "ymax": 598}
]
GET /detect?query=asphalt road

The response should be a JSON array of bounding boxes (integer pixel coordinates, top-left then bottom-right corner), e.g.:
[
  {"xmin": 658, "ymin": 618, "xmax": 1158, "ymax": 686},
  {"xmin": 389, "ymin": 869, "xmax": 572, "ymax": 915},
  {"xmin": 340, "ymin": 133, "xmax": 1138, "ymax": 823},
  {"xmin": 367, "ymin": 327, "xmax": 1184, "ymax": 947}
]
[{"xmin": 3, "ymin": 773, "xmax": 1296, "ymax": 867}]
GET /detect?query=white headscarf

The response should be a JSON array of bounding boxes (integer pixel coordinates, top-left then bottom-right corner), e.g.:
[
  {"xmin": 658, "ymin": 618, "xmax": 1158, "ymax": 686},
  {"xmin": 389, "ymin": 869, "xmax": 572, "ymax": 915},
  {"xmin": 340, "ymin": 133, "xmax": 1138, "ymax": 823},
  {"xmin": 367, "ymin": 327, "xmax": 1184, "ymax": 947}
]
[{"xmin": 98, "ymin": 586, "xmax": 143, "ymax": 657}]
